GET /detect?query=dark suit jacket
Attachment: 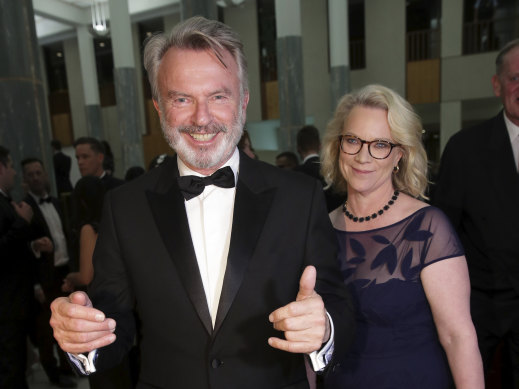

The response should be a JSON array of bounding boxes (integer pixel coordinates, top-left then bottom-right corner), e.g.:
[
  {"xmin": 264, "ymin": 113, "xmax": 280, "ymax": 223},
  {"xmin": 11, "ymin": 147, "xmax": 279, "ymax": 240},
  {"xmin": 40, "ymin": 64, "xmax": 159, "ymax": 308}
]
[
  {"xmin": 0, "ymin": 194, "xmax": 36, "ymax": 322},
  {"xmin": 53, "ymin": 151, "xmax": 73, "ymax": 194},
  {"xmin": 295, "ymin": 156, "xmax": 325, "ymax": 185},
  {"xmin": 433, "ymin": 112, "xmax": 519, "ymax": 294},
  {"xmin": 88, "ymin": 152, "xmax": 354, "ymax": 389},
  {"xmin": 100, "ymin": 173, "xmax": 124, "ymax": 191}
]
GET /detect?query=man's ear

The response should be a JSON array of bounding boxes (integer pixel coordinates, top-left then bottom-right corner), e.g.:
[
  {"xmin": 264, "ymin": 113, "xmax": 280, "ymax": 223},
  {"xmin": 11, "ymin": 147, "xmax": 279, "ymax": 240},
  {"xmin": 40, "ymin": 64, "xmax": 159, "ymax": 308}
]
[
  {"xmin": 492, "ymin": 74, "xmax": 502, "ymax": 98},
  {"xmin": 153, "ymin": 99, "xmax": 162, "ymax": 119}
]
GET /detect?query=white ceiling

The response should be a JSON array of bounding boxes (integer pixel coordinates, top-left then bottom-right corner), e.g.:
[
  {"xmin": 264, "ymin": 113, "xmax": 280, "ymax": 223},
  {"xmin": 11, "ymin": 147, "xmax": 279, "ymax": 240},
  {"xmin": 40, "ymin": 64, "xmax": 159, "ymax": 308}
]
[{"xmin": 33, "ymin": 0, "xmax": 181, "ymax": 44}]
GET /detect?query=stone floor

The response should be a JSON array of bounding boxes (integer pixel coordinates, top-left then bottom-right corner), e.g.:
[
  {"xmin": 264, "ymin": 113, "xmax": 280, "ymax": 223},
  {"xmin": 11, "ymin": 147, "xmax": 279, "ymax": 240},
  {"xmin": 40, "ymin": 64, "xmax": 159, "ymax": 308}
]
[{"xmin": 27, "ymin": 362, "xmax": 90, "ymax": 389}]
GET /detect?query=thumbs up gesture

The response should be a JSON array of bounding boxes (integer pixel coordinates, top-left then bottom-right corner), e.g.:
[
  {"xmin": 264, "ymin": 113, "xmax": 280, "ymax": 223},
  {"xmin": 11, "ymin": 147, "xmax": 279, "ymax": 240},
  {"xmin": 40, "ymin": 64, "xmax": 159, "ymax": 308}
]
[{"xmin": 268, "ymin": 266, "xmax": 331, "ymax": 354}]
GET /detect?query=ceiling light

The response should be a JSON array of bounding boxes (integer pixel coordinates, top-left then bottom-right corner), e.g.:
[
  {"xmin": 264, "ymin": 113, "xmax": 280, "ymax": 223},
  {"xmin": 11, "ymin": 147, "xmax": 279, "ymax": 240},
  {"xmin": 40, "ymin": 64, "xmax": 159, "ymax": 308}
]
[{"xmin": 91, "ymin": 0, "xmax": 109, "ymax": 37}]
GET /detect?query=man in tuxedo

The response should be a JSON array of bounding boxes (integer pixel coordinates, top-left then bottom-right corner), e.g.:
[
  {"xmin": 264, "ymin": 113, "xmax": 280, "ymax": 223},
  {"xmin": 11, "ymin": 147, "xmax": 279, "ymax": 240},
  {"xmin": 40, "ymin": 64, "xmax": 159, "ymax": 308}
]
[
  {"xmin": 51, "ymin": 139, "xmax": 73, "ymax": 195},
  {"xmin": 294, "ymin": 125, "xmax": 344, "ymax": 212},
  {"xmin": 295, "ymin": 125, "xmax": 326, "ymax": 185},
  {"xmin": 50, "ymin": 17, "xmax": 354, "ymax": 389},
  {"xmin": 73, "ymin": 137, "xmax": 123, "ymax": 191},
  {"xmin": 21, "ymin": 158, "xmax": 77, "ymax": 388},
  {"xmin": 0, "ymin": 146, "xmax": 35, "ymax": 388},
  {"xmin": 433, "ymin": 38, "xmax": 519, "ymax": 387}
]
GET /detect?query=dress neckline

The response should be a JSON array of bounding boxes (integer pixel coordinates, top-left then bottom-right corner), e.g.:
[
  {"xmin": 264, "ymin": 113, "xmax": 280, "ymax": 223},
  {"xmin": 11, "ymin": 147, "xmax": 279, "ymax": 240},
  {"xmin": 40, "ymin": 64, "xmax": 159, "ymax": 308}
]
[{"xmin": 334, "ymin": 205, "xmax": 432, "ymax": 234}]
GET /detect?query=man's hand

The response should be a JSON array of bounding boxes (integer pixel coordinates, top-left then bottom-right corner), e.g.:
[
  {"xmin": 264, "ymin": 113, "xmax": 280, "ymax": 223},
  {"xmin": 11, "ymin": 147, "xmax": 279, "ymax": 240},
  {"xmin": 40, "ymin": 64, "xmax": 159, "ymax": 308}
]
[
  {"xmin": 33, "ymin": 236, "xmax": 53, "ymax": 253},
  {"xmin": 50, "ymin": 291, "xmax": 117, "ymax": 354},
  {"xmin": 12, "ymin": 200, "xmax": 33, "ymax": 223},
  {"xmin": 268, "ymin": 266, "xmax": 331, "ymax": 354}
]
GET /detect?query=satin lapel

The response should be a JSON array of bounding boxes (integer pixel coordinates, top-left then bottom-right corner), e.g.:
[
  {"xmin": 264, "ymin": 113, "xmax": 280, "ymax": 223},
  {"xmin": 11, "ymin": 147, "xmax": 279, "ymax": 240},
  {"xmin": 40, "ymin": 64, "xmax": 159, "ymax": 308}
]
[
  {"xmin": 213, "ymin": 155, "xmax": 276, "ymax": 334},
  {"xmin": 145, "ymin": 160, "xmax": 213, "ymax": 335}
]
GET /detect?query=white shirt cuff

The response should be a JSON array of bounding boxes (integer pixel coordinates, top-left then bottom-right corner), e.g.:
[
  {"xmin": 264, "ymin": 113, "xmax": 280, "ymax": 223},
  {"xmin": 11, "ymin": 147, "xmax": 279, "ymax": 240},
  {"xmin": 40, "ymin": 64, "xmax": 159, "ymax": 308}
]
[
  {"xmin": 308, "ymin": 311, "xmax": 335, "ymax": 371},
  {"xmin": 68, "ymin": 350, "xmax": 97, "ymax": 374},
  {"xmin": 30, "ymin": 241, "xmax": 41, "ymax": 258}
]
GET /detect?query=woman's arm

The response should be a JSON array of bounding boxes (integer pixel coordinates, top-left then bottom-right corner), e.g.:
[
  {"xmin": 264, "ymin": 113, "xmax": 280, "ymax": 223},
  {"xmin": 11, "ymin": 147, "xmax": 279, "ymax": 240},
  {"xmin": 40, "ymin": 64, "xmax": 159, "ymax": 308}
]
[
  {"xmin": 65, "ymin": 224, "xmax": 97, "ymax": 288},
  {"xmin": 421, "ymin": 256, "xmax": 484, "ymax": 389}
]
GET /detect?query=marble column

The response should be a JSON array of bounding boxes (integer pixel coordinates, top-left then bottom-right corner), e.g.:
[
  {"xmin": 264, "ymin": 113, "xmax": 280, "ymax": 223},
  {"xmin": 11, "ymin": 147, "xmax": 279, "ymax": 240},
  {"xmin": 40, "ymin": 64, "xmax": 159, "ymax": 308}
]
[
  {"xmin": 181, "ymin": 0, "xmax": 217, "ymax": 20},
  {"xmin": 328, "ymin": 0, "xmax": 351, "ymax": 111},
  {"xmin": 0, "ymin": 0, "xmax": 53, "ymax": 199},
  {"xmin": 77, "ymin": 25, "xmax": 104, "ymax": 139},
  {"xmin": 275, "ymin": 0, "xmax": 305, "ymax": 153},
  {"xmin": 108, "ymin": 0, "xmax": 144, "ymax": 172},
  {"xmin": 440, "ymin": 101, "xmax": 461, "ymax": 153},
  {"xmin": 440, "ymin": 0, "xmax": 463, "ymax": 155}
]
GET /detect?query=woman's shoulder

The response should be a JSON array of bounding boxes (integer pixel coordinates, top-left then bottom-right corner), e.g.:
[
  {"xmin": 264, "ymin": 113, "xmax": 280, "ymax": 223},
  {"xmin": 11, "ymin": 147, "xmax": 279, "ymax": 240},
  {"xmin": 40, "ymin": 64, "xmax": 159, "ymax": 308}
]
[{"xmin": 80, "ymin": 222, "xmax": 99, "ymax": 235}]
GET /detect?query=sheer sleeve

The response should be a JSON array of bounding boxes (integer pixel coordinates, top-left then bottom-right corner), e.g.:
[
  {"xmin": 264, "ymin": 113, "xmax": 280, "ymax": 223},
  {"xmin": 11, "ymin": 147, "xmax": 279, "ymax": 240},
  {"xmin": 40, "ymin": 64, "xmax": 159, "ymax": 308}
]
[{"xmin": 418, "ymin": 206, "xmax": 465, "ymax": 268}]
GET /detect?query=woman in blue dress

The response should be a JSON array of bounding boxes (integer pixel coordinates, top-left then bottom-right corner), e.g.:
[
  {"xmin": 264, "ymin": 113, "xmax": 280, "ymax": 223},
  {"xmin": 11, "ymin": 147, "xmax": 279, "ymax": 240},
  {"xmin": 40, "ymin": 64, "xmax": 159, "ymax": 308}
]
[{"xmin": 321, "ymin": 84, "xmax": 483, "ymax": 388}]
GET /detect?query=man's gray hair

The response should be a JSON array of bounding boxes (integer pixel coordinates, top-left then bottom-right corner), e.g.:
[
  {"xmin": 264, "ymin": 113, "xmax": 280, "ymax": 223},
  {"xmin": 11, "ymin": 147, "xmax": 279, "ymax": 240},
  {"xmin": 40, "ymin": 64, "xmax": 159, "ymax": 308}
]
[
  {"xmin": 143, "ymin": 16, "xmax": 248, "ymax": 102},
  {"xmin": 496, "ymin": 38, "xmax": 519, "ymax": 76}
]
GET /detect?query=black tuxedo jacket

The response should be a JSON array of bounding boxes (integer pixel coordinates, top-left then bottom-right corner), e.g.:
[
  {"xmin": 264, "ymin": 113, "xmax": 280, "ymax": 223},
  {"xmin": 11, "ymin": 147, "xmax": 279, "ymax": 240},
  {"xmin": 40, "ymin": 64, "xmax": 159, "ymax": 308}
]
[
  {"xmin": 0, "ymin": 194, "xmax": 36, "ymax": 322},
  {"xmin": 88, "ymin": 152, "xmax": 354, "ymax": 389},
  {"xmin": 294, "ymin": 156, "xmax": 325, "ymax": 185},
  {"xmin": 24, "ymin": 194, "xmax": 69, "ymax": 299},
  {"xmin": 433, "ymin": 112, "xmax": 519, "ymax": 294}
]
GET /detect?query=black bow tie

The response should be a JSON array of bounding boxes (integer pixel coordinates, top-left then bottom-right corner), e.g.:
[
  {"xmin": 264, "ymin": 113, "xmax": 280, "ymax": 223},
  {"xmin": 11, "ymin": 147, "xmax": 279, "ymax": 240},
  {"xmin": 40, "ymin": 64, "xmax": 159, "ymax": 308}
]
[
  {"xmin": 39, "ymin": 197, "xmax": 52, "ymax": 204},
  {"xmin": 177, "ymin": 166, "xmax": 235, "ymax": 200}
]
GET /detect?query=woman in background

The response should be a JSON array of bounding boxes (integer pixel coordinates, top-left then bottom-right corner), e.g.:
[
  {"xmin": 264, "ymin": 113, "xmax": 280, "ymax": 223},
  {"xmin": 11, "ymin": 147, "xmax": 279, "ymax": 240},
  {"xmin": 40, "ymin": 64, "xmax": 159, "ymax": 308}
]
[
  {"xmin": 321, "ymin": 84, "xmax": 483, "ymax": 388},
  {"xmin": 62, "ymin": 176, "xmax": 105, "ymax": 292}
]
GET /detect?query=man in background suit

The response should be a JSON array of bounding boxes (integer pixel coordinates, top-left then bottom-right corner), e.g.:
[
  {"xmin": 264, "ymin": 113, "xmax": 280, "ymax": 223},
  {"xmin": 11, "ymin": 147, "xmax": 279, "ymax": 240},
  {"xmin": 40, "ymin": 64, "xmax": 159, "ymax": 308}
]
[
  {"xmin": 21, "ymin": 158, "xmax": 76, "ymax": 388},
  {"xmin": 295, "ymin": 125, "xmax": 325, "ymax": 185},
  {"xmin": 49, "ymin": 16, "xmax": 354, "ymax": 389},
  {"xmin": 51, "ymin": 139, "xmax": 73, "ymax": 195},
  {"xmin": 73, "ymin": 137, "xmax": 123, "ymax": 191},
  {"xmin": 433, "ymin": 38, "xmax": 519, "ymax": 387},
  {"xmin": 0, "ymin": 146, "xmax": 35, "ymax": 388},
  {"xmin": 295, "ymin": 125, "xmax": 344, "ymax": 212}
]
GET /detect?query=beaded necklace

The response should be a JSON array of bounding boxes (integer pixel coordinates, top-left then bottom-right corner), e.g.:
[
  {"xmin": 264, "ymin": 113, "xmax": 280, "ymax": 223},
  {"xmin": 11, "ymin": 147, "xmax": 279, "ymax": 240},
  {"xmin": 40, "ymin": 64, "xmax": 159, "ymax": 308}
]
[{"xmin": 342, "ymin": 190, "xmax": 400, "ymax": 223}]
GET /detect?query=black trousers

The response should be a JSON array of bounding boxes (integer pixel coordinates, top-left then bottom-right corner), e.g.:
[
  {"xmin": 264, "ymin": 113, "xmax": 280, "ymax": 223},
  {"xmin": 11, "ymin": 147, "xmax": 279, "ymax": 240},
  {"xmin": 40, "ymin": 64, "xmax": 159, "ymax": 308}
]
[
  {"xmin": 0, "ymin": 321, "xmax": 29, "ymax": 389},
  {"xmin": 471, "ymin": 288, "xmax": 519, "ymax": 389}
]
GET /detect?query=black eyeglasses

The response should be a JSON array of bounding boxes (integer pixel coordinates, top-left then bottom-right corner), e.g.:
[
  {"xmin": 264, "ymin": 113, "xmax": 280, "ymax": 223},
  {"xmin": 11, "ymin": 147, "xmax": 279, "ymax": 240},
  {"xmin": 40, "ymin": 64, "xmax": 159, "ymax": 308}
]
[{"xmin": 339, "ymin": 134, "xmax": 400, "ymax": 160}]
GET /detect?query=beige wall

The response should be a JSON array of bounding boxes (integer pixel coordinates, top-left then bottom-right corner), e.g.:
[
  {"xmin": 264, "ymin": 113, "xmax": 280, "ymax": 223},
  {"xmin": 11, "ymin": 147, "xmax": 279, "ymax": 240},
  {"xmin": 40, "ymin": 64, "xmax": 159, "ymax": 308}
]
[
  {"xmin": 301, "ymin": 0, "xmax": 331, "ymax": 133},
  {"xmin": 225, "ymin": 0, "xmax": 262, "ymax": 123}
]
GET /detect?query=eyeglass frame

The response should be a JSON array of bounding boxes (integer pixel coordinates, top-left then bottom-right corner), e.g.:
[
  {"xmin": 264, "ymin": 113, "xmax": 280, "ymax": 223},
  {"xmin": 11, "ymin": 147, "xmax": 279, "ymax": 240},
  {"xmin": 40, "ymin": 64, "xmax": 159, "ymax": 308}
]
[{"xmin": 338, "ymin": 134, "xmax": 401, "ymax": 160}]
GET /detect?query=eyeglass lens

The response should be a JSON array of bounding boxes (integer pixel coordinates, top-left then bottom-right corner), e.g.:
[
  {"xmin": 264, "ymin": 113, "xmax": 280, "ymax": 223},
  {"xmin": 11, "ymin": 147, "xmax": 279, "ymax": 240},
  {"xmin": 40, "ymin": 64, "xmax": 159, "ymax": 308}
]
[{"xmin": 341, "ymin": 135, "xmax": 393, "ymax": 159}]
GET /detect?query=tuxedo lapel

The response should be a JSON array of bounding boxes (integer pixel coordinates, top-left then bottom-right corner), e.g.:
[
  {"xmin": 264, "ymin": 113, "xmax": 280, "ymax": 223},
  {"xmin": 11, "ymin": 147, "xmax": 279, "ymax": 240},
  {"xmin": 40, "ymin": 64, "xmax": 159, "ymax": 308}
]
[
  {"xmin": 145, "ymin": 160, "xmax": 213, "ymax": 335},
  {"xmin": 24, "ymin": 195, "xmax": 50, "ymax": 237},
  {"xmin": 214, "ymin": 155, "xmax": 276, "ymax": 334}
]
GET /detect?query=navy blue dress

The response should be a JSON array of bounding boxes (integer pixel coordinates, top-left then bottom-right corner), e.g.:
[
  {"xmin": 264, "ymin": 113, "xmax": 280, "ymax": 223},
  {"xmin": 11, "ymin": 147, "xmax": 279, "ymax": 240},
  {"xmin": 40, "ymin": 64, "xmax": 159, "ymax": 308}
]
[{"xmin": 325, "ymin": 206, "xmax": 463, "ymax": 389}]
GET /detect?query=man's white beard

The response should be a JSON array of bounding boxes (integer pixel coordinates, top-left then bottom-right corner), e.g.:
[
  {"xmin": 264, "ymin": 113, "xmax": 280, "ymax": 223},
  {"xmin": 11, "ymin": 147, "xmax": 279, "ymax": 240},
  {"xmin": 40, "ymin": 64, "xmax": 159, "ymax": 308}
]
[{"xmin": 160, "ymin": 106, "xmax": 244, "ymax": 170}]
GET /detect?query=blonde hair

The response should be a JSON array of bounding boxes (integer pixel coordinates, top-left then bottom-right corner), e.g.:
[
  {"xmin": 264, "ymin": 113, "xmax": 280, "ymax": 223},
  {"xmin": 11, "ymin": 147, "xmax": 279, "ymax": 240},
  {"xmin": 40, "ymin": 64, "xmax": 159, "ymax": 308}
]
[{"xmin": 321, "ymin": 84, "xmax": 429, "ymax": 199}]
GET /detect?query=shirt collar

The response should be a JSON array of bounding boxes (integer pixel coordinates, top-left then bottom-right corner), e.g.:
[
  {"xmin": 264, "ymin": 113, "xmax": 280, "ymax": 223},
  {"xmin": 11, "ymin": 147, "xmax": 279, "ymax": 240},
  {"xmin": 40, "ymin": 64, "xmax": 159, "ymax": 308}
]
[
  {"xmin": 503, "ymin": 111, "xmax": 519, "ymax": 144},
  {"xmin": 29, "ymin": 191, "xmax": 49, "ymax": 203},
  {"xmin": 177, "ymin": 148, "xmax": 239, "ymax": 186},
  {"xmin": 302, "ymin": 153, "xmax": 319, "ymax": 164}
]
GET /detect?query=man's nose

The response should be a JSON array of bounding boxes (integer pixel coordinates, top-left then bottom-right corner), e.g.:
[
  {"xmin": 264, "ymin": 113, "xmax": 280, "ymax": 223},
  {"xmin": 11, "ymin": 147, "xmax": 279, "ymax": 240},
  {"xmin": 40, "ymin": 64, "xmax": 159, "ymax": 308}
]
[{"xmin": 192, "ymin": 101, "xmax": 211, "ymax": 127}]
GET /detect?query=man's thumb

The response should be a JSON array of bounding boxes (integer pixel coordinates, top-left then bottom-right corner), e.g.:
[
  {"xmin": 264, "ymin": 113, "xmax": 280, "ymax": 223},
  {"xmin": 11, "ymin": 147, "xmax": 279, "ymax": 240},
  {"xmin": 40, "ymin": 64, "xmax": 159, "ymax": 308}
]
[
  {"xmin": 70, "ymin": 291, "xmax": 93, "ymax": 308},
  {"xmin": 296, "ymin": 265, "xmax": 316, "ymax": 301}
]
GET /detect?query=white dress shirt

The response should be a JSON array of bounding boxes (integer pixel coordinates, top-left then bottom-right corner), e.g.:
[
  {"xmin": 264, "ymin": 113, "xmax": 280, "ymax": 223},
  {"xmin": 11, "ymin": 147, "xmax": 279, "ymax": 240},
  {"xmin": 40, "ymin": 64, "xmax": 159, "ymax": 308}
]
[
  {"xmin": 503, "ymin": 111, "xmax": 519, "ymax": 171},
  {"xmin": 178, "ymin": 149, "xmax": 239, "ymax": 327}
]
